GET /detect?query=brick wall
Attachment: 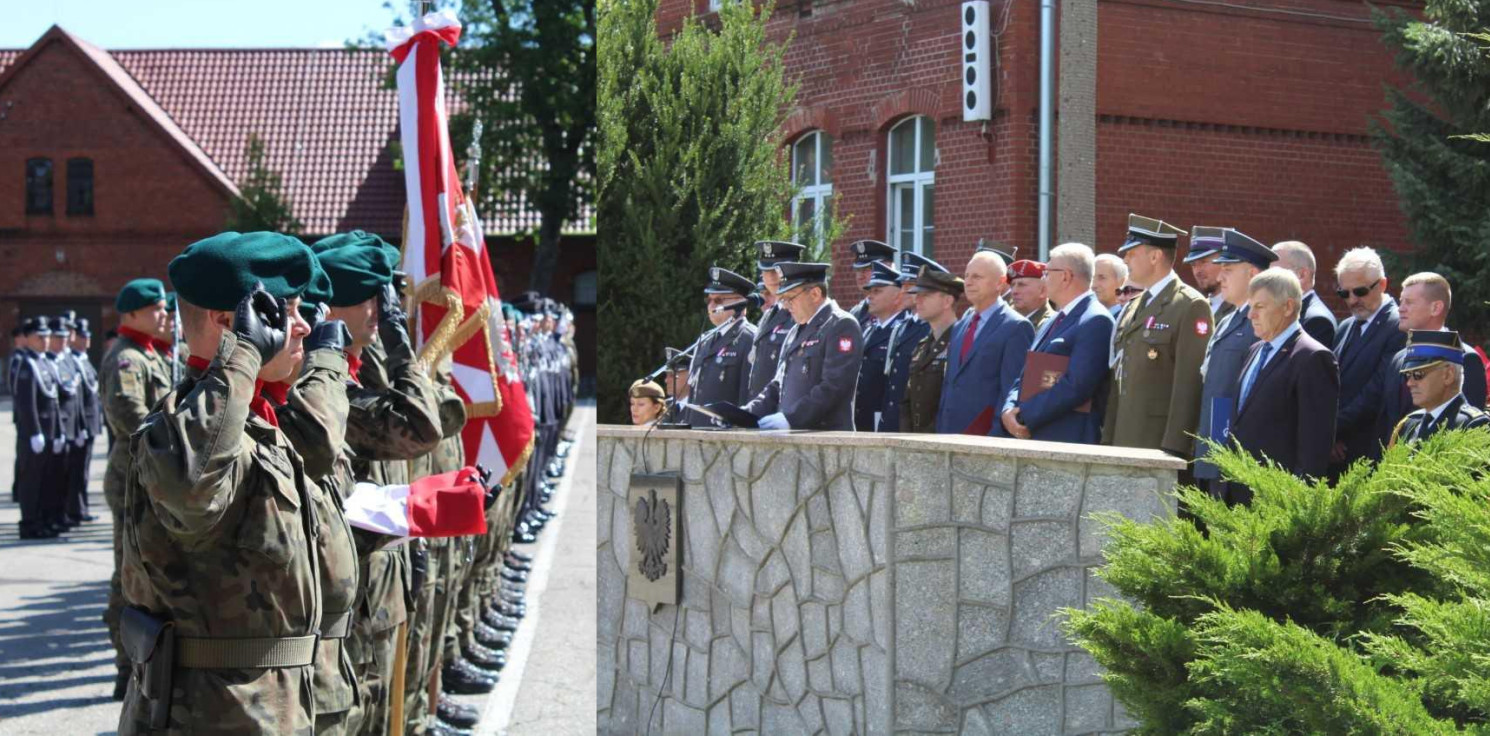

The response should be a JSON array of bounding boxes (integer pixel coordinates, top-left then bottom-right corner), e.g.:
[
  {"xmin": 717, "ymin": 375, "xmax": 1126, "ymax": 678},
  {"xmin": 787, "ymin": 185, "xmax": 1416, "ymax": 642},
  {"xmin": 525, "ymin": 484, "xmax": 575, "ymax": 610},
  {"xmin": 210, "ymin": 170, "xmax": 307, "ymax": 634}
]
[{"xmin": 657, "ymin": 0, "xmax": 1417, "ymax": 315}]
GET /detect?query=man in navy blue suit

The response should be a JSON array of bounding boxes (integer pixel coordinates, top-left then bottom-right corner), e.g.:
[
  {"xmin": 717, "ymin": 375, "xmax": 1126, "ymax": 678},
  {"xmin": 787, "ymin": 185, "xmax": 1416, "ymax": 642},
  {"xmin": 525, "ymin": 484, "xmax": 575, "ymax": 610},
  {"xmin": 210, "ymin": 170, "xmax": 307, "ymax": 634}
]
[
  {"xmin": 999, "ymin": 243, "xmax": 1113, "ymax": 443},
  {"xmin": 1229, "ymin": 269, "xmax": 1339, "ymax": 502},
  {"xmin": 1193, "ymin": 229, "xmax": 1270, "ymax": 500},
  {"xmin": 937, "ymin": 251, "xmax": 1034, "ymax": 436},
  {"xmin": 1330, "ymin": 246, "xmax": 1406, "ymax": 475},
  {"xmin": 1273, "ymin": 241, "xmax": 1337, "ymax": 348}
]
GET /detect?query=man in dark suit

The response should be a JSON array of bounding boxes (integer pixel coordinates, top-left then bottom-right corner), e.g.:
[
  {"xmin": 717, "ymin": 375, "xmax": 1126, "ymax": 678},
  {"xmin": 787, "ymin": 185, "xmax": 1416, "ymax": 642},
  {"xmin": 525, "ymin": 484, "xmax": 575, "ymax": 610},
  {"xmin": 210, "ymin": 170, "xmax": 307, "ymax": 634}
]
[
  {"xmin": 742, "ymin": 262, "xmax": 863, "ymax": 430},
  {"xmin": 999, "ymin": 243, "xmax": 1113, "ymax": 443},
  {"xmin": 1389, "ymin": 330, "xmax": 1490, "ymax": 446},
  {"xmin": 846, "ymin": 239, "xmax": 898, "ymax": 325},
  {"xmin": 1330, "ymin": 246, "xmax": 1406, "ymax": 474},
  {"xmin": 1192, "ymin": 229, "xmax": 1269, "ymax": 496},
  {"xmin": 686, "ymin": 267, "xmax": 758, "ymax": 422},
  {"xmin": 1228, "ymin": 269, "xmax": 1340, "ymax": 503},
  {"xmin": 1368, "ymin": 273, "xmax": 1487, "ymax": 452},
  {"xmin": 747, "ymin": 240, "xmax": 807, "ymax": 400},
  {"xmin": 937, "ymin": 251, "xmax": 1035, "ymax": 435},
  {"xmin": 1273, "ymin": 240, "xmax": 1337, "ymax": 348}
]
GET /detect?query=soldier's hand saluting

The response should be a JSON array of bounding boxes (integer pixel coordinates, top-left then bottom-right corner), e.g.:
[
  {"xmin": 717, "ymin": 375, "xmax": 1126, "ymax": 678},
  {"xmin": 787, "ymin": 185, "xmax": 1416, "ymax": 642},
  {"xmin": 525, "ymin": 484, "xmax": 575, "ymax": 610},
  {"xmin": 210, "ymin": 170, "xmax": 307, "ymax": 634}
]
[
  {"xmin": 234, "ymin": 282, "xmax": 289, "ymax": 364},
  {"xmin": 305, "ymin": 304, "xmax": 353, "ymax": 354}
]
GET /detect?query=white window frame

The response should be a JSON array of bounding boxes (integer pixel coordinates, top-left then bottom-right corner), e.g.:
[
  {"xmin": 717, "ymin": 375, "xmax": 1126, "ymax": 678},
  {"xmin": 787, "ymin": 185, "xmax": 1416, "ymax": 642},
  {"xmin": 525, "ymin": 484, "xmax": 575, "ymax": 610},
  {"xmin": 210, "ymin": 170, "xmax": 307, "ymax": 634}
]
[
  {"xmin": 790, "ymin": 130, "xmax": 833, "ymax": 252},
  {"xmin": 886, "ymin": 116, "xmax": 936, "ymax": 258}
]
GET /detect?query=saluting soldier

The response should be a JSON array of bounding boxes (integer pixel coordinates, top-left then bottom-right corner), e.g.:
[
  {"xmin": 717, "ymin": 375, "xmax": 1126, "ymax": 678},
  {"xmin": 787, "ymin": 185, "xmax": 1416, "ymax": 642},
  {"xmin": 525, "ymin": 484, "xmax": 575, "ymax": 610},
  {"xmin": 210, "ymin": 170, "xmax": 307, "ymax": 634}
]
[
  {"xmin": 900, "ymin": 266, "xmax": 964, "ymax": 433},
  {"xmin": 1104, "ymin": 214, "xmax": 1213, "ymax": 457},
  {"xmin": 119, "ymin": 231, "xmax": 324, "ymax": 734},
  {"xmin": 686, "ymin": 267, "xmax": 758, "ymax": 418},
  {"xmin": 313, "ymin": 230, "xmax": 445, "ymax": 736},
  {"xmin": 66, "ymin": 317, "xmax": 101, "ymax": 526},
  {"xmin": 747, "ymin": 240, "xmax": 806, "ymax": 399},
  {"xmin": 1390, "ymin": 330, "xmax": 1490, "ymax": 447},
  {"xmin": 98, "ymin": 278, "xmax": 172, "ymax": 699},
  {"xmin": 847, "ymin": 239, "xmax": 898, "ymax": 325},
  {"xmin": 741, "ymin": 262, "xmax": 863, "ymax": 431},
  {"xmin": 14, "ymin": 317, "xmax": 61, "ymax": 540}
]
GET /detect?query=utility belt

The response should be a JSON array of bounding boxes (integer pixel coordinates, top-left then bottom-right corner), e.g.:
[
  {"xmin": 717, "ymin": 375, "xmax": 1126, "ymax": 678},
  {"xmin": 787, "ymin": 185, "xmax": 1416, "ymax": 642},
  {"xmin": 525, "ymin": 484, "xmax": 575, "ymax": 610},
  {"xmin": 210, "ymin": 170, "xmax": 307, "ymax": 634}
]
[{"xmin": 121, "ymin": 607, "xmax": 322, "ymax": 729}]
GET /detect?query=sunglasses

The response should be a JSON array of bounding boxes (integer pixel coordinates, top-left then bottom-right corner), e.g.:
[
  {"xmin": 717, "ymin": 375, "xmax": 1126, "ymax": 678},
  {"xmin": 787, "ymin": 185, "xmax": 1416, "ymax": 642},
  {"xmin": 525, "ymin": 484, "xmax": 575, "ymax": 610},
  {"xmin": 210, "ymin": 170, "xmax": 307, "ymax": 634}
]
[
  {"xmin": 1404, "ymin": 367, "xmax": 1444, "ymax": 382},
  {"xmin": 1118, "ymin": 286, "xmax": 1143, "ymax": 296},
  {"xmin": 1335, "ymin": 281, "xmax": 1380, "ymax": 300}
]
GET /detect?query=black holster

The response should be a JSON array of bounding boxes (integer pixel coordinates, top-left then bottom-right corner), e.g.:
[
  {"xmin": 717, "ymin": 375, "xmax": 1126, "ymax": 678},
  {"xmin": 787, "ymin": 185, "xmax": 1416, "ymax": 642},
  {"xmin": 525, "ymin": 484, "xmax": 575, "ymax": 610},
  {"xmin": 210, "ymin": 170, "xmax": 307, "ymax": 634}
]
[{"xmin": 121, "ymin": 606, "xmax": 175, "ymax": 730}]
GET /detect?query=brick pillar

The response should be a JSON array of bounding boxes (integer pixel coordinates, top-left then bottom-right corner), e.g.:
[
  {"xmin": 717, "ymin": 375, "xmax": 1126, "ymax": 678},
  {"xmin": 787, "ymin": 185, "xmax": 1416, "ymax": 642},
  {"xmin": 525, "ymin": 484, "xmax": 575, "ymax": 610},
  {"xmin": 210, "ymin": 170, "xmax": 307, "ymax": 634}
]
[{"xmin": 1057, "ymin": 0, "xmax": 1098, "ymax": 247}]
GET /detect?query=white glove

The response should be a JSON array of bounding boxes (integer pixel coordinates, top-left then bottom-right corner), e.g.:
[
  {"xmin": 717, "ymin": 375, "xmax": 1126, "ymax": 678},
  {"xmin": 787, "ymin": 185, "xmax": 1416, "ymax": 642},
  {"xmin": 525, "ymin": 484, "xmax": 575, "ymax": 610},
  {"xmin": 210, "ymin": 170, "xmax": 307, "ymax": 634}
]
[
  {"xmin": 52, "ymin": 437, "xmax": 64, "ymax": 454},
  {"xmin": 759, "ymin": 413, "xmax": 790, "ymax": 430},
  {"xmin": 75, "ymin": 431, "xmax": 88, "ymax": 447},
  {"xmin": 29, "ymin": 434, "xmax": 43, "ymax": 454}
]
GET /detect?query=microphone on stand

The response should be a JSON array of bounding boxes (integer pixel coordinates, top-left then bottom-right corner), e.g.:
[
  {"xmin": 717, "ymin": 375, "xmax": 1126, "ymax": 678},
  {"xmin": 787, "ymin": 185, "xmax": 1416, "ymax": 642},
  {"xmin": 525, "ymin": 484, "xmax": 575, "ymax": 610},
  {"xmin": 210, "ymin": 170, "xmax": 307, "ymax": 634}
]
[{"xmin": 712, "ymin": 293, "xmax": 764, "ymax": 314}]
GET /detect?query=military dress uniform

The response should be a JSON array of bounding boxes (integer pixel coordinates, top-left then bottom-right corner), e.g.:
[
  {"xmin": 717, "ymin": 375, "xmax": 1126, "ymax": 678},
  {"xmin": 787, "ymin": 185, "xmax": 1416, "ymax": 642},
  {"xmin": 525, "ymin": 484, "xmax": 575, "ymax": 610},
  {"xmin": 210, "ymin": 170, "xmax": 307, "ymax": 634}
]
[
  {"xmin": 747, "ymin": 240, "xmax": 806, "ymax": 399},
  {"xmin": 100, "ymin": 281, "xmax": 174, "ymax": 694},
  {"xmin": 14, "ymin": 318, "xmax": 61, "ymax": 539},
  {"xmin": 742, "ymin": 263, "xmax": 863, "ymax": 431},
  {"xmin": 46, "ymin": 317, "xmax": 83, "ymax": 530},
  {"xmin": 847, "ymin": 239, "xmax": 897, "ymax": 326},
  {"xmin": 119, "ymin": 232, "xmax": 326, "ymax": 735},
  {"xmin": 1390, "ymin": 330, "xmax": 1490, "ymax": 447},
  {"xmin": 1103, "ymin": 215, "xmax": 1213, "ymax": 455},
  {"xmin": 69, "ymin": 318, "xmax": 103, "ymax": 524},
  {"xmin": 898, "ymin": 268, "xmax": 964, "ymax": 433},
  {"xmin": 687, "ymin": 267, "xmax": 758, "ymax": 417}
]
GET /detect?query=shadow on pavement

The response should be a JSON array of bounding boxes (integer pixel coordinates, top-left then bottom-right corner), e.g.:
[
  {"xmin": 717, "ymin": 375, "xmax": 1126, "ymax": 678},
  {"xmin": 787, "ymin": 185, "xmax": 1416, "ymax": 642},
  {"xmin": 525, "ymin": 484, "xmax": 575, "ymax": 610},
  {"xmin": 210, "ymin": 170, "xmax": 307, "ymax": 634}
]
[{"xmin": 0, "ymin": 578, "xmax": 113, "ymax": 716}]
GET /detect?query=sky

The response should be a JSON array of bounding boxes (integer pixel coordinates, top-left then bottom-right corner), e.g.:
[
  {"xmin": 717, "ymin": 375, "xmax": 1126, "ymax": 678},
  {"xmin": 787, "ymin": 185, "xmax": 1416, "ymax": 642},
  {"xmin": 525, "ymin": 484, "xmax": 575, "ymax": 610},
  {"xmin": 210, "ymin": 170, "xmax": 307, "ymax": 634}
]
[{"xmin": 2, "ymin": 0, "xmax": 408, "ymax": 50}]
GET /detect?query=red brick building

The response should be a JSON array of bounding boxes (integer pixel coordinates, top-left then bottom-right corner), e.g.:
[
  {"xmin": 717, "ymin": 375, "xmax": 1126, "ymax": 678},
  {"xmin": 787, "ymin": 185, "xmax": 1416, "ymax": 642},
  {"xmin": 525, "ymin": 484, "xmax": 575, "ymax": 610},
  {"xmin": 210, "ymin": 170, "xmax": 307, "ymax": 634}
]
[
  {"xmin": 0, "ymin": 26, "xmax": 595, "ymax": 382},
  {"xmin": 657, "ymin": 0, "xmax": 1414, "ymax": 309}
]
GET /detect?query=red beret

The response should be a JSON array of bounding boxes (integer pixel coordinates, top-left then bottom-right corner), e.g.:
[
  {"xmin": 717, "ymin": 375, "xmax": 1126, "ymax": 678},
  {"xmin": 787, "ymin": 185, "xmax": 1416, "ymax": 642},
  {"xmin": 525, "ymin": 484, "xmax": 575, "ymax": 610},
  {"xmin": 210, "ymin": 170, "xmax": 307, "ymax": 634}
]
[{"xmin": 1008, "ymin": 260, "xmax": 1046, "ymax": 280}]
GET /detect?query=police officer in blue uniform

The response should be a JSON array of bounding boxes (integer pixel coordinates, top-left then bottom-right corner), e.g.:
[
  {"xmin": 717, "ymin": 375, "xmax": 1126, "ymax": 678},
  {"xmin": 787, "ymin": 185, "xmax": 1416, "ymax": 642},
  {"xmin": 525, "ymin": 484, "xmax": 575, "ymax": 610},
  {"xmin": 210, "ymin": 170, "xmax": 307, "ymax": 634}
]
[
  {"xmin": 748, "ymin": 240, "xmax": 806, "ymax": 400},
  {"xmin": 847, "ymin": 239, "xmax": 898, "ymax": 325},
  {"xmin": 1389, "ymin": 329, "xmax": 1490, "ymax": 446},
  {"xmin": 743, "ymin": 262, "xmax": 863, "ymax": 431},
  {"xmin": 687, "ymin": 267, "xmax": 759, "ymax": 417}
]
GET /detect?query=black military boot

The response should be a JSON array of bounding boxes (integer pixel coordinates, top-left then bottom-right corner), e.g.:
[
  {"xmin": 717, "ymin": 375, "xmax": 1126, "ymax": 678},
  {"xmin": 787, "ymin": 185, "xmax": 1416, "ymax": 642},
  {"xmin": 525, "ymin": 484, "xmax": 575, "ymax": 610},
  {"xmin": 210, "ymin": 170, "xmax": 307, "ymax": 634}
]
[
  {"xmin": 511, "ymin": 523, "xmax": 537, "ymax": 545},
  {"xmin": 503, "ymin": 554, "xmax": 532, "ymax": 572},
  {"xmin": 464, "ymin": 642, "xmax": 507, "ymax": 671},
  {"xmin": 482, "ymin": 608, "xmax": 518, "ymax": 635},
  {"xmin": 441, "ymin": 659, "xmax": 496, "ymax": 694},
  {"xmin": 436, "ymin": 697, "xmax": 481, "ymax": 729},
  {"xmin": 507, "ymin": 550, "xmax": 534, "ymax": 564},
  {"xmin": 473, "ymin": 621, "xmax": 511, "ymax": 649},
  {"xmin": 500, "ymin": 567, "xmax": 528, "ymax": 584},
  {"xmin": 430, "ymin": 719, "xmax": 473, "ymax": 736},
  {"xmin": 113, "ymin": 669, "xmax": 129, "ymax": 701}
]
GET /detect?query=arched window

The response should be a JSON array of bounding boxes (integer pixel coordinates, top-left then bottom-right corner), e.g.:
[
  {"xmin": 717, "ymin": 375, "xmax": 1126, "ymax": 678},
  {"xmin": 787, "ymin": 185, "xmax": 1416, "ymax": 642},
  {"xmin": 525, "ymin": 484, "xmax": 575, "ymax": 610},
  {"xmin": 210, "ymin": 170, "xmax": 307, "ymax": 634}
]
[
  {"xmin": 67, "ymin": 158, "xmax": 94, "ymax": 216},
  {"xmin": 25, "ymin": 158, "xmax": 53, "ymax": 215},
  {"xmin": 886, "ymin": 116, "xmax": 935, "ymax": 256},
  {"xmin": 791, "ymin": 131, "xmax": 833, "ymax": 251}
]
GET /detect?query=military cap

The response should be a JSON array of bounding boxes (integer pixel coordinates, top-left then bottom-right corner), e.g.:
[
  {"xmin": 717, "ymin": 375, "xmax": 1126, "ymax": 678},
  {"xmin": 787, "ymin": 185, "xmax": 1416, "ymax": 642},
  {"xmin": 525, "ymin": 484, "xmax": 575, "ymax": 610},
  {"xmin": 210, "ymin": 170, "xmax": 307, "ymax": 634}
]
[
  {"xmin": 1212, "ymin": 229, "xmax": 1278, "ymax": 271},
  {"xmin": 850, "ymin": 239, "xmax": 898, "ymax": 268},
  {"xmin": 169, "ymin": 231, "xmax": 319, "ymax": 310},
  {"xmin": 1120, "ymin": 214, "xmax": 1187, "ymax": 253},
  {"xmin": 975, "ymin": 239, "xmax": 1018, "ymax": 266},
  {"xmin": 629, "ymin": 379, "xmax": 665, "ymax": 401},
  {"xmin": 115, "ymin": 278, "xmax": 168, "ymax": 314},
  {"xmin": 704, "ymin": 266, "xmax": 755, "ymax": 297},
  {"xmin": 314, "ymin": 239, "xmax": 397, "ymax": 307},
  {"xmin": 909, "ymin": 266, "xmax": 965, "ymax": 297},
  {"xmin": 165, "ymin": 292, "xmax": 177, "ymax": 313},
  {"xmin": 899, "ymin": 252, "xmax": 946, "ymax": 283},
  {"xmin": 53, "ymin": 314, "xmax": 73, "ymax": 336},
  {"xmin": 75, "ymin": 317, "xmax": 92, "ymax": 338},
  {"xmin": 33, "ymin": 316, "xmax": 53, "ymax": 337},
  {"xmin": 20, "ymin": 317, "xmax": 45, "ymax": 336},
  {"xmin": 510, "ymin": 291, "xmax": 543, "ymax": 314},
  {"xmin": 756, "ymin": 240, "xmax": 807, "ymax": 271},
  {"xmin": 1008, "ymin": 260, "xmax": 1047, "ymax": 281},
  {"xmin": 777, "ymin": 262, "xmax": 831, "ymax": 295},
  {"xmin": 1400, "ymin": 330, "xmax": 1465, "ymax": 372},
  {"xmin": 863, "ymin": 261, "xmax": 900, "ymax": 290},
  {"xmin": 1184, "ymin": 226, "xmax": 1227, "ymax": 264}
]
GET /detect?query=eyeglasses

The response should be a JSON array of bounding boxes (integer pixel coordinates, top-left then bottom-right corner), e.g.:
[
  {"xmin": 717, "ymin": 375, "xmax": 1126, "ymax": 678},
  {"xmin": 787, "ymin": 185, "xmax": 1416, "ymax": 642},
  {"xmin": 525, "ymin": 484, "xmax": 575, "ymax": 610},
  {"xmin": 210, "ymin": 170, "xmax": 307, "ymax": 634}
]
[
  {"xmin": 1336, "ymin": 281, "xmax": 1380, "ymax": 300},
  {"xmin": 1404, "ymin": 367, "xmax": 1443, "ymax": 382},
  {"xmin": 1043, "ymin": 267, "xmax": 1071, "ymax": 279}
]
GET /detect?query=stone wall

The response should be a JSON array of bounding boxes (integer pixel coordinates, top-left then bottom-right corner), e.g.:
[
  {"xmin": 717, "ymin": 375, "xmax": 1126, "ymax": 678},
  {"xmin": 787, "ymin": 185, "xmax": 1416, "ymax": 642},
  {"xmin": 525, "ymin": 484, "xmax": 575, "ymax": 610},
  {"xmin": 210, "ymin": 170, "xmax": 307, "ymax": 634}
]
[{"xmin": 597, "ymin": 427, "xmax": 1182, "ymax": 735}]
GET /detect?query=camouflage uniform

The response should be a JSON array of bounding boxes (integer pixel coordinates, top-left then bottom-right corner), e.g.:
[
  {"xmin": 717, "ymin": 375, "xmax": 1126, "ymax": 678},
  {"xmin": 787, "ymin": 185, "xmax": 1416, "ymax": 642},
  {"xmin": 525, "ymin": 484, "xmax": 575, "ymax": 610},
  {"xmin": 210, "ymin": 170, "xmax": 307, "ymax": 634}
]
[
  {"xmin": 403, "ymin": 362, "xmax": 468, "ymax": 734},
  {"xmin": 99, "ymin": 331, "xmax": 172, "ymax": 683},
  {"xmin": 119, "ymin": 332, "xmax": 323, "ymax": 734},
  {"xmin": 345, "ymin": 334, "xmax": 443, "ymax": 736},
  {"xmin": 275, "ymin": 348, "xmax": 363, "ymax": 735}
]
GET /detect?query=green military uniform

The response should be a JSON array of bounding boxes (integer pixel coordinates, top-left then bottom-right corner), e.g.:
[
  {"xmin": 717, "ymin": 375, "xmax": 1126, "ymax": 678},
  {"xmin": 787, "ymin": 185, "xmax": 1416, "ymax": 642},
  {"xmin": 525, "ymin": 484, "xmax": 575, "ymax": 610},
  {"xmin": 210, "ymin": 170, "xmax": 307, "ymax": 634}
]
[
  {"xmin": 275, "ymin": 347, "xmax": 363, "ymax": 736},
  {"xmin": 99, "ymin": 280, "xmax": 172, "ymax": 693},
  {"xmin": 1103, "ymin": 215, "xmax": 1212, "ymax": 455},
  {"xmin": 900, "ymin": 326, "xmax": 953, "ymax": 433},
  {"xmin": 1024, "ymin": 302, "xmax": 1054, "ymax": 331},
  {"xmin": 119, "ymin": 233, "xmax": 328, "ymax": 734}
]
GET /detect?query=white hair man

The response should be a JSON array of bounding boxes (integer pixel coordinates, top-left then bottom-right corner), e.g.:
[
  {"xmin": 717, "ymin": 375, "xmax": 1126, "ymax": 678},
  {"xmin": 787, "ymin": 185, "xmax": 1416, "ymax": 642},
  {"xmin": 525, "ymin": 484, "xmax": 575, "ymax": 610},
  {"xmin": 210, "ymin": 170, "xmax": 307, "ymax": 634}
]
[
  {"xmin": 1330, "ymin": 246, "xmax": 1406, "ymax": 474},
  {"xmin": 1272, "ymin": 240, "xmax": 1336, "ymax": 347},
  {"xmin": 1093, "ymin": 253, "xmax": 1128, "ymax": 318}
]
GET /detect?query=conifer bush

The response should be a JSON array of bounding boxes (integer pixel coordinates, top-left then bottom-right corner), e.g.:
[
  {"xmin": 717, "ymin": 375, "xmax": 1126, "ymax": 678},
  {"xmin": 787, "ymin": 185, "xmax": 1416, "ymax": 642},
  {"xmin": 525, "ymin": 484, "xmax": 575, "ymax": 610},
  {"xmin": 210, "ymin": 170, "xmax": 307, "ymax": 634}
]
[{"xmin": 1065, "ymin": 430, "xmax": 1490, "ymax": 733}]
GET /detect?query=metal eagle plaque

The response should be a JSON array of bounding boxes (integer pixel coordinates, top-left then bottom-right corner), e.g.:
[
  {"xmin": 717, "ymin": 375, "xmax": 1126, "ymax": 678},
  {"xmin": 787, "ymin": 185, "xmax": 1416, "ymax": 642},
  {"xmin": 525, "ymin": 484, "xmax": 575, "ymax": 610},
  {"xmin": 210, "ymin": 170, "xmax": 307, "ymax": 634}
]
[{"xmin": 627, "ymin": 472, "xmax": 682, "ymax": 610}]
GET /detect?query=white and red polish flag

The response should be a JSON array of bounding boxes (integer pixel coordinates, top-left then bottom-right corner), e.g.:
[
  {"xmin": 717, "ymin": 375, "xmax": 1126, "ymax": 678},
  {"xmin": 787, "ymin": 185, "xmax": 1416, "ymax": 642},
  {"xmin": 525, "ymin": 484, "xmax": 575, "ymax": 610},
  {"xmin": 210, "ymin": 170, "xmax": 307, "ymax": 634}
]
[
  {"xmin": 387, "ymin": 10, "xmax": 535, "ymax": 484},
  {"xmin": 344, "ymin": 467, "xmax": 489, "ymax": 543}
]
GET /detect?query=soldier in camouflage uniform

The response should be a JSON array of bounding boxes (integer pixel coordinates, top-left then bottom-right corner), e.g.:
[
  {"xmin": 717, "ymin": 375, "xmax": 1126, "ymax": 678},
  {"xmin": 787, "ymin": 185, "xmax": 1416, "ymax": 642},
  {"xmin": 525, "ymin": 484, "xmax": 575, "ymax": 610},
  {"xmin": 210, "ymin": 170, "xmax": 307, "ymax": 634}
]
[
  {"xmin": 313, "ymin": 231, "xmax": 445, "ymax": 736},
  {"xmin": 119, "ymin": 232, "xmax": 323, "ymax": 734},
  {"xmin": 98, "ymin": 277, "xmax": 172, "ymax": 699}
]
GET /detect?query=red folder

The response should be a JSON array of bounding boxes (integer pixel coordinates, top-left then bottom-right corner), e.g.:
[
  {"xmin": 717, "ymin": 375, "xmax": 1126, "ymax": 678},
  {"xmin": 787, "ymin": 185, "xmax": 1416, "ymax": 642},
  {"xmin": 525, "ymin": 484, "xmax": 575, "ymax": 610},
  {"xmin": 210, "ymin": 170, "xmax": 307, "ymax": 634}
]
[{"xmin": 1021, "ymin": 351, "xmax": 1091, "ymax": 413}]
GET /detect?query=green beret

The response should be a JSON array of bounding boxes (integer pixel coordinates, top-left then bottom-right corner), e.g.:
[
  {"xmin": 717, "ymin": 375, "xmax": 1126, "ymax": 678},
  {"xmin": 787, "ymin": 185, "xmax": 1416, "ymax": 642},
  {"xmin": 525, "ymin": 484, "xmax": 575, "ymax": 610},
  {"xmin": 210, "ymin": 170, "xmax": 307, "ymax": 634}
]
[
  {"xmin": 168, "ymin": 231, "xmax": 318, "ymax": 310},
  {"xmin": 165, "ymin": 292, "xmax": 178, "ymax": 312},
  {"xmin": 116, "ymin": 278, "xmax": 167, "ymax": 314},
  {"xmin": 297, "ymin": 256, "xmax": 334, "ymax": 322},
  {"xmin": 314, "ymin": 235, "xmax": 396, "ymax": 307}
]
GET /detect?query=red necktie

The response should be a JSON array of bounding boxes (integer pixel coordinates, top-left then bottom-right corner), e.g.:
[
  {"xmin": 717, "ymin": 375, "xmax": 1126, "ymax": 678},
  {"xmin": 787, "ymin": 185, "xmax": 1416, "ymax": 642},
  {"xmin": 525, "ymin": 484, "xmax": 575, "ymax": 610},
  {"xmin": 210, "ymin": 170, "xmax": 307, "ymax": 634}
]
[{"xmin": 961, "ymin": 312, "xmax": 981, "ymax": 360}]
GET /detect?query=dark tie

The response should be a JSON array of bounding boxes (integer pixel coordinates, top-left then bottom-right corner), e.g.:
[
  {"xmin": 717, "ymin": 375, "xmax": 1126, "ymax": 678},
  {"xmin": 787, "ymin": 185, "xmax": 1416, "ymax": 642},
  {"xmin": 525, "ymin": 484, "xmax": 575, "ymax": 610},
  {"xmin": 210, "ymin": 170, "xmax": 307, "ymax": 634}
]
[
  {"xmin": 1038, "ymin": 311, "xmax": 1065, "ymax": 350},
  {"xmin": 961, "ymin": 312, "xmax": 981, "ymax": 361}
]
